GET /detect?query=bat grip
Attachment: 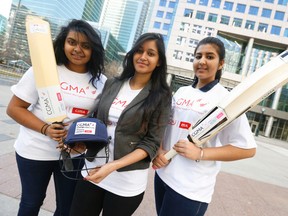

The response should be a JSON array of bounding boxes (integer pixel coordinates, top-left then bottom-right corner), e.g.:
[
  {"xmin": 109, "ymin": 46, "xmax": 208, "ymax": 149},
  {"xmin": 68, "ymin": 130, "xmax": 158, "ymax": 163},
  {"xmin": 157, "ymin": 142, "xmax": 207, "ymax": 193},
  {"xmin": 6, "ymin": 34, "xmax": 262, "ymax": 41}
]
[{"xmin": 164, "ymin": 149, "xmax": 177, "ymax": 160}]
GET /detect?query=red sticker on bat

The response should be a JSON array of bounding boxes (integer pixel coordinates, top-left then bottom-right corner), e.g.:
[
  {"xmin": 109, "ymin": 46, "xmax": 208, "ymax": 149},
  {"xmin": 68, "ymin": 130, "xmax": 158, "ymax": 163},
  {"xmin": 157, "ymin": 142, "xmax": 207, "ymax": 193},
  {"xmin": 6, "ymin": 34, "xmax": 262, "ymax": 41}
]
[
  {"xmin": 57, "ymin": 93, "xmax": 62, "ymax": 101},
  {"xmin": 179, "ymin": 121, "xmax": 191, "ymax": 129},
  {"xmin": 72, "ymin": 108, "xmax": 88, "ymax": 115}
]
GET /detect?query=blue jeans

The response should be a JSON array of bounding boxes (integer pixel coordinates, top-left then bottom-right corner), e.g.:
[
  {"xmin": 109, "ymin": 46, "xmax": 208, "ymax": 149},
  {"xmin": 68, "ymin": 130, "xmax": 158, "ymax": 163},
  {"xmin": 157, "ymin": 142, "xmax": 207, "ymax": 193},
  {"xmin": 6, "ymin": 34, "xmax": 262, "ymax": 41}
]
[
  {"xmin": 16, "ymin": 152, "xmax": 81, "ymax": 216},
  {"xmin": 154, "ymin": 173, "xmax": 208, "ymax": 216}
]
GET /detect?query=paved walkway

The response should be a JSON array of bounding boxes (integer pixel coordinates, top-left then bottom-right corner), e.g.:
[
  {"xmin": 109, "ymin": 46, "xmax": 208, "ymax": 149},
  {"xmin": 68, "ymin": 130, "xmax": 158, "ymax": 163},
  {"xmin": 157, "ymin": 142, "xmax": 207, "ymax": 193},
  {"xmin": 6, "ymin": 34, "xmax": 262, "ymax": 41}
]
[{"xmin": 1, "ymin": 81, "xmax": 288, "ymax": 216}]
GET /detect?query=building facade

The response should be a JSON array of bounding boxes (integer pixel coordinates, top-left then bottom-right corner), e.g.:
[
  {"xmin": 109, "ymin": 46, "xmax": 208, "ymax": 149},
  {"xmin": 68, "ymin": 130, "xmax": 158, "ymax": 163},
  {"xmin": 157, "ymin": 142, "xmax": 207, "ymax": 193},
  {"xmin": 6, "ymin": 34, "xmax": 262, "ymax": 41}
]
[{"xmin": 147, "ymin": 0, "xmax": 288, "ymax": 141}]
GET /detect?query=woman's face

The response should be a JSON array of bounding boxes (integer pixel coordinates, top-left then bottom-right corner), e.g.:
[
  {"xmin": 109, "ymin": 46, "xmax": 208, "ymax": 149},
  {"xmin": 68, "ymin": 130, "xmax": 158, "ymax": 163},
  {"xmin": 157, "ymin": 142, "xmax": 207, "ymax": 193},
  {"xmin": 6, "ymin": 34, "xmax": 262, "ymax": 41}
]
[
  {"xmin": 193, "ymin": 43, "xmax": 224, "ymax": 85},
  {"xmin": 133, "ymin": 40, "xmax": 160, "ymax": 76},
  {"xmin": 64, "ymin": 31, "xmax": 92, "ymax": 73}
]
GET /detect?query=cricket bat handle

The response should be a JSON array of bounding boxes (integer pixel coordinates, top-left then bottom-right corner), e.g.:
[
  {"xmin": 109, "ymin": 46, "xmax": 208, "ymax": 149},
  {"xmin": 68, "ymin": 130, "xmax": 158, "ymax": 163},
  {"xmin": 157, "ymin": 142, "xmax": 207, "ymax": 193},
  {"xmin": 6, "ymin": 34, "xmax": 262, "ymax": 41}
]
[{"xmin": 164, "ymin": 149, "xmax": 177, "ymax": 160}]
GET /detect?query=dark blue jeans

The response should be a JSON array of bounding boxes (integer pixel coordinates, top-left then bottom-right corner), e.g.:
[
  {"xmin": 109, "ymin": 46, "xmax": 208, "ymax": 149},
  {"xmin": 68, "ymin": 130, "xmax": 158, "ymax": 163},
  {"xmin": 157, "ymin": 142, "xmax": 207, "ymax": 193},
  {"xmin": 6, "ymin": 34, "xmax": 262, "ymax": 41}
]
[
  {"xmin": 154, "ymin": 173, "xmax": 208, "ymax": 216},
  {"xmin": 16, "ymin": 152, "xmax": 81, "ymax": 216}
]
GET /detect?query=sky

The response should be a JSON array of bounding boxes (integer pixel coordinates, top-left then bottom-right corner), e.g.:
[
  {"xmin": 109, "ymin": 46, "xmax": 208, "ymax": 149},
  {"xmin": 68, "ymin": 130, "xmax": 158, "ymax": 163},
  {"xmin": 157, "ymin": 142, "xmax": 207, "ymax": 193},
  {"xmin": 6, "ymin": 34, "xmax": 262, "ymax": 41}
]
[{"xmin": 0, "ymin": 0, "xmax": 12, "ymax": 18}]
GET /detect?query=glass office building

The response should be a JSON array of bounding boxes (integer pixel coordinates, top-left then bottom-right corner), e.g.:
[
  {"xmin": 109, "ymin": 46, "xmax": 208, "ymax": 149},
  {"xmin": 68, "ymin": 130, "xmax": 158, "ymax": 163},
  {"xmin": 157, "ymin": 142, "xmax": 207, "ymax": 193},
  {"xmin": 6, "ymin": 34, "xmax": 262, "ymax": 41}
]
[
  {"xmin": 3, "ymin": 0, "xmax": 125, "ymax": 70},
  {"xmin": 98, "ymin": 0, "xmax": 150, "ymax": 51},
  {"xmin": 147, "ymin": 0, "xmax": 288, "ymax": 141}
]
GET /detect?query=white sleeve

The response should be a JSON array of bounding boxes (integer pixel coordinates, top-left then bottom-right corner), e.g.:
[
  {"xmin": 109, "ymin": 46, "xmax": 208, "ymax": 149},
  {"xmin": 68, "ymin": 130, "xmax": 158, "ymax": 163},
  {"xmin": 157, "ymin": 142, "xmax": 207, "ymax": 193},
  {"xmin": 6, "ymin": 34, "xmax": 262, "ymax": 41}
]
[
  {"xmin": 11, "ymin": 67, "xmax": 39, "ymax": 104},
  {"xmin": 218, "ymin": 114, "xmax": 257, "ymax": 149}
]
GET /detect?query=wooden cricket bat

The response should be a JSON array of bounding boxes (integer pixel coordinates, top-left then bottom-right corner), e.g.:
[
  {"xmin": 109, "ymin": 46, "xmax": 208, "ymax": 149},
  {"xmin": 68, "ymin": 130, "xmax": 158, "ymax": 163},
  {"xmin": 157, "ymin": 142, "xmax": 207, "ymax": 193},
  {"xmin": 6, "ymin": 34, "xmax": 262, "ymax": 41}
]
[
  {"xmin": 25, "ymin": 15, "xmax": 67, "ymax": 123},
  {"xmin": 164, "ymin": 50, "xmax": 288, "ymax": 160},
  {"xmin": 26, "ymin": 16, "xmax": 72, "ymax": 170}
]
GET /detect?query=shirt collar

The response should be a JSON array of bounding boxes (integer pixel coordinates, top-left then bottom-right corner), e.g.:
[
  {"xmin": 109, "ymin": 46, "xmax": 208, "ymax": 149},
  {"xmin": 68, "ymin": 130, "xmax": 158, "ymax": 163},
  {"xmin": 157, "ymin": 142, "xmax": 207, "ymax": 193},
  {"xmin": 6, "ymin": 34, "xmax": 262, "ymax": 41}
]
[{"xmin": 192, "ymin": 79, "xmax": 219, "ymax": 92}]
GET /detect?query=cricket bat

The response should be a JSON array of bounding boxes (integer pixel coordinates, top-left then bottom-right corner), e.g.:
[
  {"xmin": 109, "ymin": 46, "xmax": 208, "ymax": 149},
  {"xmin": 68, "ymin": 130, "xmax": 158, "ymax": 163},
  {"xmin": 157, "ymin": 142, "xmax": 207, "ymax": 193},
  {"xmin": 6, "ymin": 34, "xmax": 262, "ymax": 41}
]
[
  {"xmin": 25, "ymin": 15, "xmax": 67, "ymax": 124},
  {"xmin": 164, "ymin": 50, "xmax": 288, "ymax": 160},
  {"xmin": 26, "ymin": 16, "xmax": 72, "ymax": 170}
]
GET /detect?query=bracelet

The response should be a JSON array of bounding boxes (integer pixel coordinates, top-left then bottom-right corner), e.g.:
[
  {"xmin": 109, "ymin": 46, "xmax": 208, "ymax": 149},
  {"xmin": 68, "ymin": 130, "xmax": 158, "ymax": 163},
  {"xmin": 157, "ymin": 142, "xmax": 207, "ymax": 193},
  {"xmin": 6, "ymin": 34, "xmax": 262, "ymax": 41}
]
[
  {"xmin": 195, "ymin": 147, "xmax": 204, "ymax": 163},
  {"xmin": 43, "ymin": 124, "xmax": 50, "ymax": 136},
  {"xmin": 40, "ymin": 123, "xmax": 48, "ymax": 135}
]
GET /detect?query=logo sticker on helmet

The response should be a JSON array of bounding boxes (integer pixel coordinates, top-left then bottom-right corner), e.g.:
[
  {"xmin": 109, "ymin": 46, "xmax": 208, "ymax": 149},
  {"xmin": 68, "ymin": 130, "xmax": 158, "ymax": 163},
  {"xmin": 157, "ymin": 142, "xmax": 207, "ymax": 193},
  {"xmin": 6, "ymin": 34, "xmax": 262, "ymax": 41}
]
[{"xmin": 75, "ymin": 122, "xmax": 96, "ymax": 135}]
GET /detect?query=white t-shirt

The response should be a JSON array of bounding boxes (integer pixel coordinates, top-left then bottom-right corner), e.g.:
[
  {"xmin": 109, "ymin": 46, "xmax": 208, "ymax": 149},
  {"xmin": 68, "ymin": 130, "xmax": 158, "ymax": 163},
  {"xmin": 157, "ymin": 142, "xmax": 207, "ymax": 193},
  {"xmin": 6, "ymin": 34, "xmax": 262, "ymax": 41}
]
[
  {"xmin": 157, "ymin": 83, "xmax": 257, "ymax": 203},
  {"xmin": 12, "ymin": 65, "xmax": 107, "ymax": 160},
  {"xmin": 83, "ymin": 79, "xmax": 149, "ymax": 197}
]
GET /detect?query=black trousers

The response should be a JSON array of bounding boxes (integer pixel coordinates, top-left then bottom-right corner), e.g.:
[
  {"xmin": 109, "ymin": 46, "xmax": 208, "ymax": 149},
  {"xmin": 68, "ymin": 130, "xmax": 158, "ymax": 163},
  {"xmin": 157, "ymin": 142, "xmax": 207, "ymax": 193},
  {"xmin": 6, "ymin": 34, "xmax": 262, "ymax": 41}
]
[{"xmin": 70, "ymin": 179, "xmax": 144, "ymax": 216}]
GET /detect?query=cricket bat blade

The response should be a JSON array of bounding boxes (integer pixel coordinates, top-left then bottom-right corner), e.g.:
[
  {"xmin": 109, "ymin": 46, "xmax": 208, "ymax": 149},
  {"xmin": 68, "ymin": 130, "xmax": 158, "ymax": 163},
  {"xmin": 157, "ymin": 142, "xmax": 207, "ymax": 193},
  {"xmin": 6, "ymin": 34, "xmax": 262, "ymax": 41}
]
[{"xmin": 25, "ymin": 15, "xmax": 67, "ymax": 123}]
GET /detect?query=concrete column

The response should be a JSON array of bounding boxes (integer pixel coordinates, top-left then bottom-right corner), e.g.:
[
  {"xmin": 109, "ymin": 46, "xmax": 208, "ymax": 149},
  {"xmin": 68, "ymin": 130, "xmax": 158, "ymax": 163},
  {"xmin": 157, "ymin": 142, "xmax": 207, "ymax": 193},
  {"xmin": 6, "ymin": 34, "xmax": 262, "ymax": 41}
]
[
  {"xmin": 264, "ymin": 87, "xmax": 282, "ymax": 137},
  {"xmin": 241, "ymin": 38, "xmax": 254, "ymax": 78}
]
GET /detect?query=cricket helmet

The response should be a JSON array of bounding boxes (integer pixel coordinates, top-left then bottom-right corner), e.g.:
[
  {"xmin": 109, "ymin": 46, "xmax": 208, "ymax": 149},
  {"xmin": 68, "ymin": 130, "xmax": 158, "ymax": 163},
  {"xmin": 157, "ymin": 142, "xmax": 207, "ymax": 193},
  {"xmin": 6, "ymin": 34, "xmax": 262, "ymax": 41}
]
[{"xmin": 59, "ymin": 117, "xmax": 110, "ymax": 180}]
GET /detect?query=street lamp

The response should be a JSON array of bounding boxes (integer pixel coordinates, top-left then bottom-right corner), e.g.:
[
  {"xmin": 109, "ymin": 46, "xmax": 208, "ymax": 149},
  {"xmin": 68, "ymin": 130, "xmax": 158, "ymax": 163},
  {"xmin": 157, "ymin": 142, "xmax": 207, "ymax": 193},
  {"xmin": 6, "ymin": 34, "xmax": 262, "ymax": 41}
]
[{"xmin": 255, "ymin": 107, "xmax": 265, "ymax": 137}]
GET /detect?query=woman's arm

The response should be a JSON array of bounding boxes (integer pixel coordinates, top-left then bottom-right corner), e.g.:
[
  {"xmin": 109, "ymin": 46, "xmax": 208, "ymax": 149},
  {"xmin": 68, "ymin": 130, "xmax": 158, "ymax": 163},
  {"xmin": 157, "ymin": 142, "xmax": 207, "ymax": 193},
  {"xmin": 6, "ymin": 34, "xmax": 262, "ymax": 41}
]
[
  {"xmin": 152, "ymin": 140, "xmax": 256, "ymax": 169},
  {"xmin": 6, "ymin": 95, "xmax": 66, "ymax": 140},
  {"xmin": 85, "ymin": 148, "xmax": 148, "ymax": 183},
  {"xmin": 173, "ymin": 139, "xmax": 256, "ymax": 161}
]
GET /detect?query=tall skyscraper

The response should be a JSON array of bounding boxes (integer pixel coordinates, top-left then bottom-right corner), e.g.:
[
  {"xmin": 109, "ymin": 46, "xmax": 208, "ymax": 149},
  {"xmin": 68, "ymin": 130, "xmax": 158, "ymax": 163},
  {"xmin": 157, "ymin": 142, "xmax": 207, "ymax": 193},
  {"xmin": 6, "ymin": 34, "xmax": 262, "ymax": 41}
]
[
  {"xmin": 82, "ymin": 0, "xmax": 105, "ymax": 22},
  {"xmin": 99, "ymin": 0, "xmax": 150, "ymax": 51},
  {"xmin": 9, "ymin": 0, "xmax": 108, "ymax": 27}
]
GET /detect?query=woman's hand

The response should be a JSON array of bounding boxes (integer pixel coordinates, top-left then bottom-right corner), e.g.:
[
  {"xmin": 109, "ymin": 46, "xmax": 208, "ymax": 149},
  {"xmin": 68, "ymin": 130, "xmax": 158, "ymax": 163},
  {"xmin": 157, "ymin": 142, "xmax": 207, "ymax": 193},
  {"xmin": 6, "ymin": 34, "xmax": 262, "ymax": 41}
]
[
  {"xmin": 173, "ymin": 139, "xmax": 202, "ymax": 160},
  {"xmin": 46, "ymin": 122, "xmax": 68, "ymax": 142},
  {"xmin": 152, "ymin": 148, "xmax": 170, "ymax": 169},
  {"xmin": 85, "ymin": 162, "xmax": 116, "ymax": 183}
]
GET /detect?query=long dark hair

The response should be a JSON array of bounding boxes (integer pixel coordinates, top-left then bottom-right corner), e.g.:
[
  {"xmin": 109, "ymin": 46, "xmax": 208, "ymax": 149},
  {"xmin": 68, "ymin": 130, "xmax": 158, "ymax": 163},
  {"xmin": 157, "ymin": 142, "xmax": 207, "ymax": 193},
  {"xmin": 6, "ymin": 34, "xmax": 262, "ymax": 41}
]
[
  {"xmin": 119, "ymin": 33, "xmax": 171, "ymax": 133},
  {"xmin": 53, "ymin": 19, "xmax": 105, "ymax": 87},
  {"xmin": 193, "ymin": 37, "xmax": 225, "ymax": 85}
]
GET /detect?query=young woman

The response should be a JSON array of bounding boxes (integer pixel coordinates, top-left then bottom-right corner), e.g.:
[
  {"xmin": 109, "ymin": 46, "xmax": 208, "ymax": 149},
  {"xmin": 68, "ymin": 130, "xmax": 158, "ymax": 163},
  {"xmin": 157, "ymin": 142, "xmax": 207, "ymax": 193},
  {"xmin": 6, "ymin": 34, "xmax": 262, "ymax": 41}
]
[
  {"xmin": 6, "ymin": 19, "xmax": 106, "ymax": 216},
  {"xmin": 69, "ymin": 33, "xmax": 172, "ymax": 216},
  {"xmin": 152, "ymin": 37, "xmax": 257, "ymax": 216}
]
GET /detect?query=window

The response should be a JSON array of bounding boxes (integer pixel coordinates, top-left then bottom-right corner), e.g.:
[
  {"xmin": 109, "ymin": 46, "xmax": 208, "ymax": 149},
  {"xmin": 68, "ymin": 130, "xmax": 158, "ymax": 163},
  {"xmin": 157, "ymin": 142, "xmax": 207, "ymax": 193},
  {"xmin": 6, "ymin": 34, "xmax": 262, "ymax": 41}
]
[
  {"xmin": 208, "ymin": 13, "xmax": 218, "ymax": 22},
  {"xmin": 274, "ymin": 11, "xmax": 285, "ymax": 21},
  {"xmin": 258, "ymin": 23, "xmax": 268, "ymax": 32},
  {"xmin": 271, "ymin": 25, "xmax": 281, "ymax": 35},
  {"xmin": 173, "ymin": 50, "xmax": 183, "ymax": 60},
  {"xmin": 156, "ymin": 11, "xmax": 164, "ymax": 18},
  {"xmin": 224, "ymin": 1, "xmax": 234, "ymax": 11},
  {"xmin": 159, "ymin": 0, "xmax": 167, "ymax": 6},
  {"xmin": 220, "ymin": 15, "xmax": 230, "ymax": 25},
  {"xmin": 265, "ymin": 0, "xmax": 274, "ymax": 3},
  {"xmin": 180, "ymin": 22, "xmax": 190, "ymax": 32},
  {"xmin": 176, "ymin": 36, "xmax": 186, "ymax": 45},
  {"xmin": 187, "ymin": 0, "xmax": 196, "ymax": 3},
  {"xmin": 211, "ymin": 0, "xmax": 221, "ymax": 8},
  {"xmin": 163, "ymin": 23, "xmax": 170, "ymax": 31},
  {"xmin": 153, "ymin": 22, "xmax": 161, "ymax": 29},
  {"xmin": 284, "ymin": 28, "xmax": 288, "ymax": 37},
  {"xmin": 236, "ymin": 4, "xmax": 246, "ymax": 13},
  {"xmin": 188, "ymin": 39, "xmax": 199, "ymax": 48},
  {"xmin": 261, "ymin": 8, "xmax": 272, "ymax": 18},
  {"xmin": 204, "ymin": 27, "xmax": 215, "ymax": 36},
  {"xmin": 185, "ymin": 52, "xmax": 194, "ymax": 62},
  {"xmin": 233, "ymin": 18, "xmax": 242, "ymax": 27},
  {"xmin": 168, "ymin": 1, "xmax": 176, "ymax": 8},
  {"xmin": 245, "ymin": 20, "xmax": 255, "ymax": 30},
  {"xmin": 166, "ymin": 12, "xmax": 173, "ymax": 19},
  {"xmin": 196, "ymin": 11, "xmax": 205, "ymax": 20},
  {"xmin": 278, "ymin": 0, "xmax": 288, "ymax": 6},
  {"xmin": 192, "ymin": 25, "xmax": 203, "ymax": 34},
  {"xmin": 199, "ymin": 0, "xmax": 209, "ymax": 6},
  {"xmin": 249, "ymin": 6, "xmax": 259, "ymax": 15},
  {"xmin": 184, "ymin": 9, "xmax": 193, "ymax": 18}
]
